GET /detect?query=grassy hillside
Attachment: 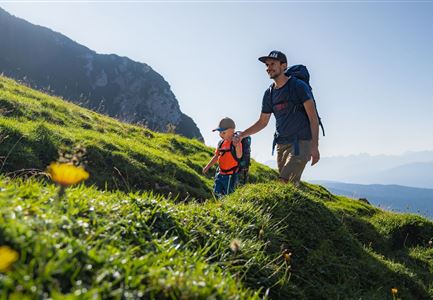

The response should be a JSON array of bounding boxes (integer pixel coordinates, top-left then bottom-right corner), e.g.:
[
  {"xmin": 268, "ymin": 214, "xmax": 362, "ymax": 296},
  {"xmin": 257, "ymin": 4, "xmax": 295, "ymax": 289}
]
[
  {"xmin": 0, "ymin": 75, "xmax": 277, "ymax": 200},
  {"xmin": 1, "ymin": 76, "xmax": 432, "ymax": 299},
  {"xmin": 1, "ymin": 178, "xmax": 432, "ymax": 299}
]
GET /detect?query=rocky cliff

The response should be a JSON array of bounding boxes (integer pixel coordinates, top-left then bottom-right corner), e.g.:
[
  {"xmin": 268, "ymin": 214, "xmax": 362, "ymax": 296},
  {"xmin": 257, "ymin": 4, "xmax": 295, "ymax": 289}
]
[{"xmin": 0, "ymin": 7, "xmax": 203, "ymax": 141}]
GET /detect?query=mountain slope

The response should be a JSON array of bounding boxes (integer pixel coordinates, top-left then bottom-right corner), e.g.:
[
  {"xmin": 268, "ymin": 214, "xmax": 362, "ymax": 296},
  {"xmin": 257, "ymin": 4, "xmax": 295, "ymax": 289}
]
[
  {"xmin": 0, "ymin": 76, "xmax": 432, "ymax": 299},
  {"xmin": 0, "ymin": 7, "xmax": 202, "ymax": 140}
]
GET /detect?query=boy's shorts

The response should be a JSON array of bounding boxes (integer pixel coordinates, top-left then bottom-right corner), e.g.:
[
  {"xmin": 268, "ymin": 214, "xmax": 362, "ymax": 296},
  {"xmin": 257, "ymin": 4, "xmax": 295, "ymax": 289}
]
[
  {"xmin": 214, "ymin": 172, "xmax": 238, "ymax": 197},
  {"xmin": 276, "ymin": 140, "xmax": 311, "ymax": 184}
]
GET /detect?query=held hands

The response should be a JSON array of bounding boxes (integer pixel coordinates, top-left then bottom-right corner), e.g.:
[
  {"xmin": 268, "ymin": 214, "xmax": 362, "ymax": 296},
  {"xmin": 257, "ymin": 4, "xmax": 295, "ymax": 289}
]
[{"xmin": 232, "ymin": 131, "xmax": 243, "ymax": 146}]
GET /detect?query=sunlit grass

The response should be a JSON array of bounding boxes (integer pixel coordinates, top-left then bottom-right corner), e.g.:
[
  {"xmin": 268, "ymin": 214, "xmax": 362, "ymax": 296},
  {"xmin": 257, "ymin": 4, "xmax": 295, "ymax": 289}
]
[
  {"xmin": 0, "ymin": 75, "xmax": 278, "ymax": 200},
  {"xmin": 1, "ymin": 178, "xmax": 432, "ymax": 299}
]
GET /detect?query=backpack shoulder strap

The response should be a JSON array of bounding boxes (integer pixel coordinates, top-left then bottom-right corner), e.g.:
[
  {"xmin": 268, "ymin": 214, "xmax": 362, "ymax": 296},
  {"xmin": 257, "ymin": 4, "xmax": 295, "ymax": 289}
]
[
  {"xmin": 217, "ymin": 140, "xmax": 224, "ymax": 152},
  {"xmin": 268, "ymin": 83, "xmax": 274, "ymax": 93},
  {"xmin": 268, "ymin": 83, "xmax": 274, "ymax": 110},
  {"xmin": 229, "ymin": 141, "xmax": 240, "ymax": 162}
]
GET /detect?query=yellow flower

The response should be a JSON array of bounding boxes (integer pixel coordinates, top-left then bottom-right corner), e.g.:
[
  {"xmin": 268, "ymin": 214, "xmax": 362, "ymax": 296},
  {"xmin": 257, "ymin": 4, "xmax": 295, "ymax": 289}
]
[
  {"xmin": 47, "ymin": 163, "xmax": 89, "ymax": 187},
  {"xmin": 282, "ymin": 249, "xmax": 292, "ymax": 264},
  {"xmin": 0, "ymin": 246, "xmax": 19, "ymax": 272},
  {"xmin": 391, "ymin": 288, "xmax": 398, "ymax": 295}
]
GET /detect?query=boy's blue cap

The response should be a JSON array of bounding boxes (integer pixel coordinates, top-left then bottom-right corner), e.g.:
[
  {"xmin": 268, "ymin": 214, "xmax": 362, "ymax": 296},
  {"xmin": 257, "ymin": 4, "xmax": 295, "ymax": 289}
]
[
  {"xmin": 213, "ymin": 128, "xmax": 227, "ymax": 132},
  {"xmin": 212, "ymin": 117, "xmax": 235, "ymax": 132}
]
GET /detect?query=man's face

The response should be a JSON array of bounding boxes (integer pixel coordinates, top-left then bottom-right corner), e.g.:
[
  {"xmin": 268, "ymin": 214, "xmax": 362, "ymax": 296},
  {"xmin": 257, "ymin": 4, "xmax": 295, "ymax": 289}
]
[{"xmin": 265, "ymin": 59, "xmax": 286, "ymax": 79}]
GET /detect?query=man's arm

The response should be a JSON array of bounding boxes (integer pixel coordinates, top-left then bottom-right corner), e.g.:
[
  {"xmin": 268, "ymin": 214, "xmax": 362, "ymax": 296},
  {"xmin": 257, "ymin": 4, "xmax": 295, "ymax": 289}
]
[
  {"xmin": 303, "ymin": 99, "xmax": 320, "ymax": 166},
  {"xmin": 239, "ymin": 113, "xmax": 271, "ymax": 139}
]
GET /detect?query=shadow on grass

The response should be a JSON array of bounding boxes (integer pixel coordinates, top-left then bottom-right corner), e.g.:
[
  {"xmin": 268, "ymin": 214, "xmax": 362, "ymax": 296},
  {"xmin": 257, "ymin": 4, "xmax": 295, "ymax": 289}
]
[{"xmin": 221, "ymin": 183, "xmax": 432, "ymax": 299}]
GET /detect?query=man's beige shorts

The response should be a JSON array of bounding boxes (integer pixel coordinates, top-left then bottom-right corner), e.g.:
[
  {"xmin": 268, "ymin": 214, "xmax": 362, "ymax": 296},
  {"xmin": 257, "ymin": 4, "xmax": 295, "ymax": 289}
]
[{"xmin": 276, "ymin": 140, "xmax": 311, "ymax": 183}]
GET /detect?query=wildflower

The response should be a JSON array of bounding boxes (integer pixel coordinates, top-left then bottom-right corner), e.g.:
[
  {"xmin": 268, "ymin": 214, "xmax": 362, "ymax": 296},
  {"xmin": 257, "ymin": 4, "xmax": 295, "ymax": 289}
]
[
  {"xmin": 0, "ymin": 246, "xmax": 19, "ymax": 272},
  {"xmin": 282, "ymin": 249, "xmax": 292, "ymax": 265},
  {"xmin": 47, "ymin": 162, "xmax": 89, "ymax": 187},
  {"xmin": 391, "ymin": 288, "xmax": 398, "ymax": 296},
  {"xmin": 230, "ymin": 239, "xmax": 241, "ymax": 253}
]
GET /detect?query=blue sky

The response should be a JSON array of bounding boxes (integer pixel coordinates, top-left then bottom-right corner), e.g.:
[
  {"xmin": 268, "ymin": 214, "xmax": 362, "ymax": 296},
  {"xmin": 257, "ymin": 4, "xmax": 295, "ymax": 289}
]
[{"xmin": 2, "ymin": 1, "xmax": 433, "ymax": 163}]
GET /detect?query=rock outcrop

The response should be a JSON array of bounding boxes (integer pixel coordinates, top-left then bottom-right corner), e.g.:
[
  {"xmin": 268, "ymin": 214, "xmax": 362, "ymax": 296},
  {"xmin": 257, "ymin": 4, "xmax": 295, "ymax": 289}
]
[{"xmin": 0, "ymin": 7, "xmax": 203, "ymax": 141}]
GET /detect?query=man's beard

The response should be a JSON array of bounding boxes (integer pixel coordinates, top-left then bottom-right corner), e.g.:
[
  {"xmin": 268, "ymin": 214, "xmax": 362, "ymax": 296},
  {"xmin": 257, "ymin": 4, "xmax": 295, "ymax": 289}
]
[
  {"xmin": 270, "ymin": 73, "xmax": 280, "ymax": 79},
  {"xmin": 269, "ymin": 70, "xmax": 282, "ymax": 79}
]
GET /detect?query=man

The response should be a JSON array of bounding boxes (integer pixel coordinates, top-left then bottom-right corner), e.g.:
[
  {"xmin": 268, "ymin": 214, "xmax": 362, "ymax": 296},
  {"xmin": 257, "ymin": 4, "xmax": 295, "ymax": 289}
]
[{"xmin": 236, "ymin": 50, "xmax": 320, "ymax": 184}]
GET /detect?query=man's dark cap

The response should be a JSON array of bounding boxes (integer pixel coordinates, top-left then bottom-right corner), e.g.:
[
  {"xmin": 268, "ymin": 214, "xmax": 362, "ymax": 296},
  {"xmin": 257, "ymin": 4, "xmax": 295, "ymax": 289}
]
[{"xmin": 258, "ymin": 50, "xmax": 287, "ymax": 64}]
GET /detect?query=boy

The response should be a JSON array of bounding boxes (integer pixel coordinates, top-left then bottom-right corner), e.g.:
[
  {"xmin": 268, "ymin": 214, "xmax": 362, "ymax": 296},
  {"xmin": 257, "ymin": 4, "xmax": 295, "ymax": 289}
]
[{"xmin": 203, "ymin": 117, "xmax": 242, "ymax": 197}]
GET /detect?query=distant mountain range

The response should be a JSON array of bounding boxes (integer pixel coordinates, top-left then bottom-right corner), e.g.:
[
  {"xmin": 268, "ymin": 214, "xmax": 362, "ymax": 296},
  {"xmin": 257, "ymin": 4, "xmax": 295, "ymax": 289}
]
[
  {"xmin": 265, "ymin": 151, "xmax": 433, "ymax": 189},
  {"xmin": 312, "ymin": 181, "xmax": 433, "ymax": 220},
  {"xmin": 0, "ymin": 7, "xmax": 203, "ymax": 141}
]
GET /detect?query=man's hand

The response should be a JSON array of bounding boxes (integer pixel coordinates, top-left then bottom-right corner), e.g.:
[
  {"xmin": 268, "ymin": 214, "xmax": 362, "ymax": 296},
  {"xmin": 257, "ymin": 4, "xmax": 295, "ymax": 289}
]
[
  {"xmin": 310, "ymin": 146, "xmax": 320, "ymax": 166},
  {"xmin": 232, "ymin": 131, "xmax": 243, "ymax": 146}
]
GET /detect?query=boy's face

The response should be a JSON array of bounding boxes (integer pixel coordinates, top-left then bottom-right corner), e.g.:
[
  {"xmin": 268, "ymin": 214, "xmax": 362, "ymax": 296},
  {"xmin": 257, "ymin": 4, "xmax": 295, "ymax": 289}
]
[{"xmin": 219, "ymin": 128, "xmax": 235, "ymax": 140}]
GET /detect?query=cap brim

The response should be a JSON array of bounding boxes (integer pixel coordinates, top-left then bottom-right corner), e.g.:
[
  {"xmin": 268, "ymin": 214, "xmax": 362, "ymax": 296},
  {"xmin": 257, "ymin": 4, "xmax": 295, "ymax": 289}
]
[
  {"xmin": 258, "ymin": 56, "xmax": 270, "ymax": 63},
  {"xmin": 212, "ymin": 127, "xmax": 227, "ymax": 132},
  {"xmin": 258, "ymin": 56, "xmax": 287, "ymax": 64}
]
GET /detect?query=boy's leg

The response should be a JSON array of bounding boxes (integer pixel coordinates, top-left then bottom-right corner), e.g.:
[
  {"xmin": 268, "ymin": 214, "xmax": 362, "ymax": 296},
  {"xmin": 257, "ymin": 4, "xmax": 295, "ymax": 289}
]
[
  {"xmin": 277, "ymin": 140, "xmax": 311, "ymax": 185},
  {"xmin": 226, "ymin": 173, "xmax": 238, "ymax": 194},
  {"xmin": 215, "ymin": 174, "xmax": 239, "ymax": 196},
  {"xmin": 213, "ymin": 173, "xmax": 225, "ymax": 197},
  {"xmin": 215, "ymin": 173, "xmax": 234, "ymax": 197}
]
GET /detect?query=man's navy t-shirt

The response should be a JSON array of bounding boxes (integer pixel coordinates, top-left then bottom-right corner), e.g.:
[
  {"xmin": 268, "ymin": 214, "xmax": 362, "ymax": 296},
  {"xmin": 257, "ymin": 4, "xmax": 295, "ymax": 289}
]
[{"xmin": 261, "ymin": 76, "xmax": 313, "ymax": 144}]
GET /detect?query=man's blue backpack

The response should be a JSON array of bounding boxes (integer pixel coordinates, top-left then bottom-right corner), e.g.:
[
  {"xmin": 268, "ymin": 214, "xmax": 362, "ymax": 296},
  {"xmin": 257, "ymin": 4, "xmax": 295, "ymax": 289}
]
[{"xmin": 284, "ymin": 65, "xmax": 325, "ymax": 137}]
